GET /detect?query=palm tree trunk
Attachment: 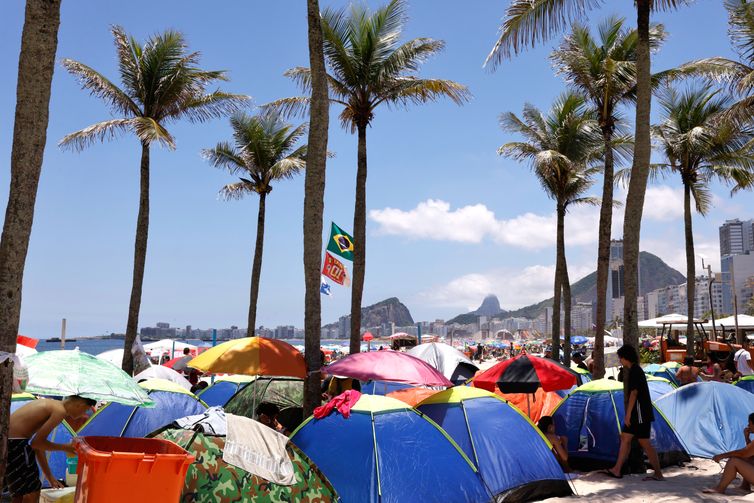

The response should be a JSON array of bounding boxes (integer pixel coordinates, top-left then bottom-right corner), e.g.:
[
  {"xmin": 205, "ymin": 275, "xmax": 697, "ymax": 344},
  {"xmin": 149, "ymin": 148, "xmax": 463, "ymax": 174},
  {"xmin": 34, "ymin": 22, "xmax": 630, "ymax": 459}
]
[
  {"xmin": 303, "ymin": 0, "xmax": 329, "ymax": 418},
  {"xmin": 350, "ymin": 124, "xmax": 367, "ymax": 354},
  {"xmin": 593, "ymin": 127, "xmax": 614, "ymax": 378},
  {"xmin": 683, "ymin": 181, "xmax": 696, "ymax": 357},
  {"xmin": 121, "ymin": 142, "xmax": 150, "ymax": 374},
  {"xmin": 0, "ymin": 0, "xmax": 61, "ymax": 483},
  {"xmin": 622, "ymin": 0, "xmax": 652, "ymax": 350},
  {"xmin": 246, "ymin": 192, "xmax": 267, "ymax": 337},
  {"xmin": 562, "ymin": 249, "xmax": 572, "ymax": 367},
  {"xmin": 552, "ymin": 203, "xmax": 565, "ymax": 361}
]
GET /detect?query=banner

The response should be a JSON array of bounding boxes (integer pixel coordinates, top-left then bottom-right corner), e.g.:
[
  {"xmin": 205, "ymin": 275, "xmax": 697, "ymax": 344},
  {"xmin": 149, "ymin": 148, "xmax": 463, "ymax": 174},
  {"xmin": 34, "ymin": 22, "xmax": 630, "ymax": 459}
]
[
  {"xmin": 320, "ymin": 276, "xmax": 332, "ymax": 296},
  {"xmin": 326, "ymin": 222, "xmax": 354, "ymax": 261},
  {"xmin": 322, "ymin": 252, "xmax": 350, "ymax": 286}
]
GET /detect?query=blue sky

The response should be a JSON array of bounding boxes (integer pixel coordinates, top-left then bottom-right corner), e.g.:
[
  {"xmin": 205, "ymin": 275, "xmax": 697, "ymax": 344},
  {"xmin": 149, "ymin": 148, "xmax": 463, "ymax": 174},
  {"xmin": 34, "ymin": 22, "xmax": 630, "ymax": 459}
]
[{"xmin": 1, "ymin": 1, "xmax": 752, "ymax": 338}]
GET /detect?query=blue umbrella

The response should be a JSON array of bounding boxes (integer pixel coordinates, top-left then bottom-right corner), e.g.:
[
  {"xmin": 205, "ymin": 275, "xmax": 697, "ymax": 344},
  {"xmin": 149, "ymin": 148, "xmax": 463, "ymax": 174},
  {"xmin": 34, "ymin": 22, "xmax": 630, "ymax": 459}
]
[{"xmin": 570, "ymin": 336, "xmax": 588, "ymax": 345}]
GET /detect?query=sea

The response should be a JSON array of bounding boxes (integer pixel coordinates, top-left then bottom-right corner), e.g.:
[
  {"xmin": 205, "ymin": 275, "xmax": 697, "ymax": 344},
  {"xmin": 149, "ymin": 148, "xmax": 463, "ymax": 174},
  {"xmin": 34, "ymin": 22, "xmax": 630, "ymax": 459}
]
[{"xmin": 33, "ymin": 338, "xmax": 352, "ymax": 355}]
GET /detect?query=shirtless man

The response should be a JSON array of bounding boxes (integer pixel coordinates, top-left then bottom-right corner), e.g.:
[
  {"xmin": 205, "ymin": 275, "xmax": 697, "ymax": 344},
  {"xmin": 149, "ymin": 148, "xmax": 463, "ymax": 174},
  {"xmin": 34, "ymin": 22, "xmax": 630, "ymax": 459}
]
[
  {"xmin": 5, "ymin": 396, "xmax": 94, "ymax": 502},
  {"xmin": 675, "ymin": 356, "xmax": 700, "ymax": 386}
]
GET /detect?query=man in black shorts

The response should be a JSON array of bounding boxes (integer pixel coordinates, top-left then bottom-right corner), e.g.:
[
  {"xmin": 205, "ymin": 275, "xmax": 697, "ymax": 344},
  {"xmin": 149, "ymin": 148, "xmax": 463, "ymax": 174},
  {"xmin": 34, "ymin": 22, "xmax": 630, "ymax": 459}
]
[{"xmin": 603, "ymin": 344, "xmax": 664, "ymax": 481}]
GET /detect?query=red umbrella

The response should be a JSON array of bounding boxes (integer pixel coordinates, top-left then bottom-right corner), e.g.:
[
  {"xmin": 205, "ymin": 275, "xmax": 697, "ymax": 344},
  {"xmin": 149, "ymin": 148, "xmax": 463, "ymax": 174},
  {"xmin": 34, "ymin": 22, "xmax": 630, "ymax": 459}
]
[
  {"xmin": 162, "ymin": 356, "xmax": 184, "ymax": 369},
  {"xmin": 472, "ymin": 354, "xmax": 576, "ymax": 394},
  {"xmin": 325, "ymin": 351, "xmax": 453, "ymax": 387},
  {"xmin": 362, "ymin": 332, "xmax": 374, "ymax": 342}
]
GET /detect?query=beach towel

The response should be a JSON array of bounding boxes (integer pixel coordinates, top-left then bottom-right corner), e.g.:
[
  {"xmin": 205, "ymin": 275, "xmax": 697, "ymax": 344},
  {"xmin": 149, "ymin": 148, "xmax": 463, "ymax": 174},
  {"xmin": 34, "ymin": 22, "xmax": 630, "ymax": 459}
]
[
  {"xmin": 223, "ymin": 413, "xmax": 295, "ymax": 485},
  {"xmin": 314, "ymin": 390, "xmax": 361, "ymax": 419}
]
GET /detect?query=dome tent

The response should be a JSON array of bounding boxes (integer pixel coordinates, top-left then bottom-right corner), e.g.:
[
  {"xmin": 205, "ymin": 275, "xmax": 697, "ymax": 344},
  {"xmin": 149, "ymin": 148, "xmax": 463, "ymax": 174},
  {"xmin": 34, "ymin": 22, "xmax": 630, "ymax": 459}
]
[
  {"xmin": 416, "ymin": 387, "xmax": 571, "ymax": 502},
  {"xmin": 154, "ymin": 426, "xmax": 338, "ymax": 502},
  {"xmin": 655, "ymin": 381, "xmax": 754, "ymax": 458},
  {"xmin": 552, "ymin": 379, "xmax": 689, "ymax": 471},
  {"xmin": 291, "ymin": 394, "xmax": 491, "ymax": 503},
  {"xmin": 78, "ymin": 379, "xmax": 206, "ymax": 438},
  {"xmin": 643, "ymin": 364, "xmax": 680, "ymax": 387},
  {"xmin": 407, "ymin": 342, "xmax": 479, "ymax": 384},
  {"xmin": 647, "ymin": 376, "xmax": 676, "ymax": 401},
  {"xmin": 223, "ymin": 375, "xmax": 304, "ymax": 432},
  {"xmin": 735, "ymin": 375, "xmax": 754, "ymax": 394},
  {"xmin": 197, "ymin": 375, "xmax": 253, "ymax": 407}
]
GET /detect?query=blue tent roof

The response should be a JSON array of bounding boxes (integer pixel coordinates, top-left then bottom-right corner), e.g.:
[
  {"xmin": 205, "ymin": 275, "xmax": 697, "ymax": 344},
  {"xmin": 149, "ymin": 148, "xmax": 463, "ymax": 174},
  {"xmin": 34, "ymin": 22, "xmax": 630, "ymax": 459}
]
[
  {"xmin": 11, "ymin": 395, "xmax": 74, "ymax": 488},
  {"xmin": 552, "ymin": 379, "xmax": 688, "ymax": 469},
  {"xmin": 416, "ymin": 387, "xmax": 571, "ymax": 502},
  {"xmin": 360, "ymin": 380, "xmax": 413, "ymax": 395},
  {"xmin": 643, "ymin": 364, "xmax": 680, "ymax": 387},
  {"xmin": 735, "ymin": 376, "xmax": 754, "ymax": 394},
  {"xmin": 647, "ymin": 378, "xmax": 676, "ymax": 402},
  {"xmin": 78, "ymin": 388, "xmax": 206, "ymax": 438},
  {"xmin": 655, "ymin": 382, "xmax": 754, "ymax": 458},
  {"xmin": 197, "ymin": 380, "xmax": 249, "ymax": 407},
  {"xmin": 291, "ymin": 395, "xmax": 490, "ymax": 503}
]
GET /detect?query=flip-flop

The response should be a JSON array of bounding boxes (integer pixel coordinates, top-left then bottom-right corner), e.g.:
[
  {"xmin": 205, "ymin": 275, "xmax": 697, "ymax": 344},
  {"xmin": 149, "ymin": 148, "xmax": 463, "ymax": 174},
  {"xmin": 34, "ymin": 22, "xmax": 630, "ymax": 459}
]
[
  {"xmin": 642, "ymin": 475, "xmax": 664, "ymax": 482},
  {"xmin": 702, "ymin": 488, "xmax": 723, "ymax": 494},
  {"xmin": 599, "ymin": 469, "xmax": 622, "ymax": 479}
]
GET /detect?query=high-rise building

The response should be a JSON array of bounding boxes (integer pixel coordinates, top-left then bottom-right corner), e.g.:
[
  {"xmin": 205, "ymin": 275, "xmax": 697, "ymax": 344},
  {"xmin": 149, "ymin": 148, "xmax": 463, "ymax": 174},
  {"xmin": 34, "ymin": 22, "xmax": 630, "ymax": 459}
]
[
  {"xmin": 605, "ymin": 240, "xmax": 631, "ymax": 323},
  {"xmin": 720, "ymin": 219, "xmax": 754, "ymax": 257}
]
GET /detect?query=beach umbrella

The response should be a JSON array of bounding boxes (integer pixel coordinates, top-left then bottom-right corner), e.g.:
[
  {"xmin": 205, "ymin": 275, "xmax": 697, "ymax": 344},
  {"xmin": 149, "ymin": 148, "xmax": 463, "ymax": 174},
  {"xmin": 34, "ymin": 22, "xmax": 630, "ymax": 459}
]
[
  {"xmin": 325, "ymin": 351, "xmax": 453, "ymax": 387},
  {"xmin": 24, "ymin": 350, "xmax": 154, "ymax": 406},
  {"xmin": 570, "ymin": 336, "xmax": 588, "ymax": 345},
  {"xmin": 188, "ymin": 337, "xmax": 305, "ymax": 378},
  {"xmin": 134, "ymin": 366, "xmax": 192, "ymax": 390},
  {"xmin": 472, "ymin": 354, "xmax": 576, "ymax": 394},
  {"xmin": 407, "ymin": 342, "xmax": 479, "ymax": 384}
]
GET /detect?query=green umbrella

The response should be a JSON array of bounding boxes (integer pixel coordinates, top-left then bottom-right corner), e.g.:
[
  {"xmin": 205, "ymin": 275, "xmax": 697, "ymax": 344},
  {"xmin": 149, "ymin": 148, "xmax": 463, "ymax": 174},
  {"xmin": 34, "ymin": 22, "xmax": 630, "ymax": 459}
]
[{"xmin": 24, "ymin": 350, "xmax": 154, "ymax": 407}]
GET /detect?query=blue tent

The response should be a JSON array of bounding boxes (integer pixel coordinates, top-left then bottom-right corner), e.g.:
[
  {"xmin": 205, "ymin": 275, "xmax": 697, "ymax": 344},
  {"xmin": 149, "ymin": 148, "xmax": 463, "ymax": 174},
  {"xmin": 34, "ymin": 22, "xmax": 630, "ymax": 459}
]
[
  {"xmin": 360, "ymin": 380, "xmax": 413, "ymax": 395},
  {"xmin": 735, "ymin": 375, "xmax": 754, "ymax": 394},
  {"xmin": 655, "ymin": 382, "xmax": 754, "ymax": 458},
  {"xmin": 647, "ymin": 376, "xmax": 676, "ymax": 402},
  {"xmin": 197, "ymin": 376, "xmax": 252, "ymax": 407},
  {"xmin": 643, "ymin": 364, "xmax": 679, "ymax": 387},
  {"xmin": 416, "ymin": 387, "xmax": 571, "ymax": 502},
  {"xmin": 291, "ymin": 394, "xmax": 491, "ymax": 503},
  {"xmin": 78, "ymin": 379, "xmax": 206, "ymax": 438},
  {"xmin": 552, "ymin": 379, "xmax": 689, "ymax": 470},
  {"xmin": 11, "ymin": 394, "xmax": 74, "ymax": 488}
]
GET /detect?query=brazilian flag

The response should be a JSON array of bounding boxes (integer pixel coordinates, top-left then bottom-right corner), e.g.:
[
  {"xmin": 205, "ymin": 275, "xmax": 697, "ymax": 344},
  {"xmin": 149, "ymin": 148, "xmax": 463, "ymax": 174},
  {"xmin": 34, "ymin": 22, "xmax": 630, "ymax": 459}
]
[{"xmin": 326, "ymin": 222, "xmax": 354, "ymax": 261}]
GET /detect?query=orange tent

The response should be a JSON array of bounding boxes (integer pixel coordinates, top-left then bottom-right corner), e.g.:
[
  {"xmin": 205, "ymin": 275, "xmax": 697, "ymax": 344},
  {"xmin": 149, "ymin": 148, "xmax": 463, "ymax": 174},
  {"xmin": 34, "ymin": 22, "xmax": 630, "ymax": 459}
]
[
  {"xmin": 189, "ymin": 337, "xmax": 305, "ymax": 378},
  {"xmin": 494, "ymin": 387, "xmax": 563, "ymax": 423},
  {"xmin": 386, "ymin": 387, "xmax": 441, "ymax": 407}
]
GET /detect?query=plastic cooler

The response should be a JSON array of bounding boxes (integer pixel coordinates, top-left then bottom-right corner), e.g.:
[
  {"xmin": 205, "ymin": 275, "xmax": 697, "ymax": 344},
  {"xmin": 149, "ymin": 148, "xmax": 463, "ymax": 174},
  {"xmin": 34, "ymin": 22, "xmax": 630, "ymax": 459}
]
[{"xmin": 73, "ymin": 436, "xmax": 194, "ymax": 502}]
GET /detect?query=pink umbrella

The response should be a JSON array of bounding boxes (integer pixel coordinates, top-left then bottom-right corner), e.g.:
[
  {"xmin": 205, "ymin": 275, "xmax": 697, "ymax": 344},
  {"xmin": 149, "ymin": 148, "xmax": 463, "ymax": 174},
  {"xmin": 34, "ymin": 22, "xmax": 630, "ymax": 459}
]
[{"xmin": 325, "ymin": 351, "xmax": 453, "ymax": 387}]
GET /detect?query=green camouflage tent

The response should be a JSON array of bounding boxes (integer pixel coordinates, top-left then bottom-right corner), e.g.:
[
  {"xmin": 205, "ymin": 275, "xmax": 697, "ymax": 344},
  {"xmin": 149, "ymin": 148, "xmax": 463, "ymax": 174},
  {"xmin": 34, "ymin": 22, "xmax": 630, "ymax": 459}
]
[
  {"xmin": 223, "ymin": 376, "xmax": 304, "ymax": 432},
  {"xmin": 156, "ymin": 428, "xmax": 337, "ymax": 503}
]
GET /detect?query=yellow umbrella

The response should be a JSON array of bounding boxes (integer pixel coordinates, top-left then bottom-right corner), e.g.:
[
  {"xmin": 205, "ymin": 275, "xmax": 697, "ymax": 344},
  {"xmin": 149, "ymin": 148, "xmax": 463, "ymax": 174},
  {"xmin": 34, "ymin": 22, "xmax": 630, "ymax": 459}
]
[{"xmin": 189, "ymin": 337, "xmax": 306, "ymax": 378}]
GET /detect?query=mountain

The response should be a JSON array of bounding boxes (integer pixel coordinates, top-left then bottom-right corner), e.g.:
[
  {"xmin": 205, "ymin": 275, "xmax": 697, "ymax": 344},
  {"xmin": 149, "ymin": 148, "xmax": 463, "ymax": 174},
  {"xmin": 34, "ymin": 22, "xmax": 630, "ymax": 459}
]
[
  {"xmin": 324, "ymin": 297, "xmax": 414, "ymax": 329},
  {"xmin": 447, "ymin": 294, "xmax": 507, "ymax": 324},
  {"xmin": 448, "ymin": 251, "xmax": 685, "ymax": 323}
]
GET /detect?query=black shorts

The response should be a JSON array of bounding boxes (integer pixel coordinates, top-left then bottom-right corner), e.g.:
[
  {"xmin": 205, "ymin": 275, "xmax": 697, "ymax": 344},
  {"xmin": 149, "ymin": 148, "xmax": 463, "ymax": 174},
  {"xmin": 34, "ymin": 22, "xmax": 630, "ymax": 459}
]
[
  {"xmin": 622, "ymin": 421, "xmax": 651, "ymax": 439},
  {"xmin": 3, "ymin": 439, "xmax": 41, "ymax": 496}
]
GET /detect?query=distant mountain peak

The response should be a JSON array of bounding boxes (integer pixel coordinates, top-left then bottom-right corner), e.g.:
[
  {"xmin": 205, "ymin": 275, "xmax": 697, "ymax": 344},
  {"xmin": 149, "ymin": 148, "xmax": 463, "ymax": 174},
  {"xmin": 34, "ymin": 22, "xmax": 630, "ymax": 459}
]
[{"xmin": 474, "ymin": 294, "xmax": 503, "ymax": 317}]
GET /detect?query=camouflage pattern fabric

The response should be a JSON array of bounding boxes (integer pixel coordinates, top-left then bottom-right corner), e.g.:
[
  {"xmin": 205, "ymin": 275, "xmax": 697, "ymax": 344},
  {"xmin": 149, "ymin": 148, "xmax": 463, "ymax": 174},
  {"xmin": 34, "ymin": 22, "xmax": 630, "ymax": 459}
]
[
  {"xmin": 157, "ymin": 428, "xmax": 337, "ymax": 503},
  {"xmin": 224, "ymin": 377, "xmax": 305, "ymax": 432}
]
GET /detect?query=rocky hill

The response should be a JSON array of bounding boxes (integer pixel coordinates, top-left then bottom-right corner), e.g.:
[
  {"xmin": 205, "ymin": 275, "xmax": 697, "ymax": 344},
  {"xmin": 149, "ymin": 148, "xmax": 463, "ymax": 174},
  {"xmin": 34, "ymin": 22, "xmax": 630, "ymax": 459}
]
[
  {"xmin": 447, "ymin": 294, "xmax": 507, "ymax": 324},
  {"xmin": 448, "ymin": 251, "xmax": 685, "ymax": 323},
  {"xmin": 324, "ymin": 297, "xmax": 414, "ymax": 329}
]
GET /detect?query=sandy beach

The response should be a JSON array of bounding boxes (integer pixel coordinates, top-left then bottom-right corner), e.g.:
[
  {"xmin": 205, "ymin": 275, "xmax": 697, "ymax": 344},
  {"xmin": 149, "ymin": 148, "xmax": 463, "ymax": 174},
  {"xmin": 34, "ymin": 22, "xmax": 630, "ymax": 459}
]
[{"xmin": 543, "ymin": 458, "xmax": 754, "ymax": 502}]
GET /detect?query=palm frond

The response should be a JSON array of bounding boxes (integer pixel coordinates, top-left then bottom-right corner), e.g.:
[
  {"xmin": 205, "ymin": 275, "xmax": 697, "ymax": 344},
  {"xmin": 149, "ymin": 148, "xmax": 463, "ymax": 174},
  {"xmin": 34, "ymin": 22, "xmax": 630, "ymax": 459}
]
[
  {"xmin": 61, "ymin": 59, "xmax": 140, "ymax": 116},
  {"xmin": 262, "ymin": 96, "xmax": 312, "ymax": 120},
  {"xmin": 219, "ymin": 181, "xmax": 256, "ymax": 201},
  {"xmin": 163, "ymin": 91, "xmax": 250, "ymax": 123},
  {"xmin": 378, "ymin": 77, "xmax": 471, "ymax": 108},
  {"xmin": 58, "ymin": 118, "xmax": 137, "ymax": 151},
  {"xmin": 201, "ymin": 141, "xmax": 246, "ymax": 175}
]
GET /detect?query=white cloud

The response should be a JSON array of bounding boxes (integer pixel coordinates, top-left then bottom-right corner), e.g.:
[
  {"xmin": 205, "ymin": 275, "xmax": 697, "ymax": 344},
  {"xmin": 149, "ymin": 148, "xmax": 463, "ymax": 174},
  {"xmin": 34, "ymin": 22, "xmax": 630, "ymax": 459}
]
[
  {"xmin": 416, "ymin": 263, "xmax": 594, "ymax": 311},
  {"xmin": 642, "ymin": 237, "xmax": 721, "ymax": 274},
  {"xmin": 370, "ymin": 185, "xmax": 685, "ymax": 251}
]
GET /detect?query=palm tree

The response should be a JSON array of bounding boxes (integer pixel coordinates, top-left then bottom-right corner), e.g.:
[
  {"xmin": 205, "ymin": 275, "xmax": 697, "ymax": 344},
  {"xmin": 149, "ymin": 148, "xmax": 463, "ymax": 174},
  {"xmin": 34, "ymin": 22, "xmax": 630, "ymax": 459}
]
[
  {"xmin": 203, "ymin": 112, "xmax": 307, "ymax": 338},
  {"xmin": 551, "ymin": 17, "xmax": 663, "ymax": 377},
  {"xmin": 303, "ymin": 0, "xmax": 330, "ymax": 417},
  {"xmin": 0, "ymin": 0, "xmax": 62, "ymax": 482},
  {"xmin": 60, "ymin": 27, "xmax": 247, "ymax": 373},
  {"xmin": 485, "ymin": 0, "xmax": 685, "ymax": 350},
  {"xmin": 270, "ymin": 0, "xmax": 469, "ymax": 354},
  {"xmin": 499, "ymin": 93, "xmax": 603, "ymax": 364},
  {"xmin": 677, "ymin": 1, "xmax": 754, "ymax": 126},
  {"xmin": 651, "ymin": 86, "xmax": 754, "ymax": 355}
]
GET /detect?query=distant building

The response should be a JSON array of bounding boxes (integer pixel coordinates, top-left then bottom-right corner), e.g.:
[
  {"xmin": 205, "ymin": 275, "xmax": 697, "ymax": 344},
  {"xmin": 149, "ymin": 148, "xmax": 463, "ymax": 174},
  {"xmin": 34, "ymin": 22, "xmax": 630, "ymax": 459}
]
[
  {"xmin": 273, "ymin": 325, "xmax": 295, "ymax": 339},
  {"xmin": 571, "ymin": 302, "xmax": 593, "ymax": 334},
  {"xmin": 720, "ymin": 219, "xmax": 754, "ymax": 257},
  {"xmin": 606, "ymin": 240, "xmax": 627, "ymax": 323}
]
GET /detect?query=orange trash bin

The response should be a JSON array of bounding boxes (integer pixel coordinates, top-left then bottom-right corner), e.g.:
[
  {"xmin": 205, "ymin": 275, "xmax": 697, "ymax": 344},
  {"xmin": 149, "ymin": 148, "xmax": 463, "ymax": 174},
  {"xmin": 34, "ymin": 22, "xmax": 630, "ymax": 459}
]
[{"xmin": 74, "ymin": 436, "xmax": 194, "ymax": 503}]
